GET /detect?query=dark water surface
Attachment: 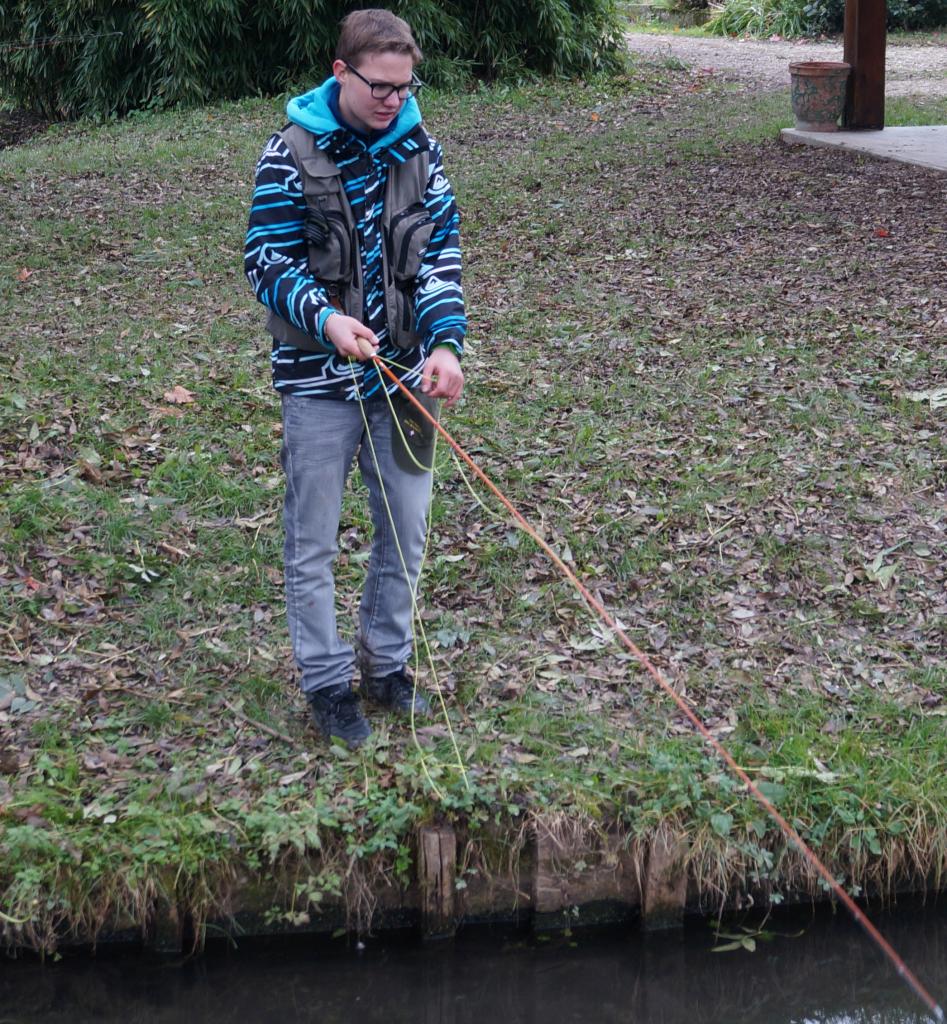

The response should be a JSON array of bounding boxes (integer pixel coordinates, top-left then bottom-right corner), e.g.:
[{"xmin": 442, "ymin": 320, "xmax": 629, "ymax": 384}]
[{"xmin": 2, "ymin": 903, "xmax": 946, "ymax": 1023}]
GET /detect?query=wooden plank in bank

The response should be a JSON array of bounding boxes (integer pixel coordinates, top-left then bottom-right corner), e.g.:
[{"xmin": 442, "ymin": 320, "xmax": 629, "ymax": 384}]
[{"xmin": 419, "ymin": 824, "xmax": 457, "ymax": 939}]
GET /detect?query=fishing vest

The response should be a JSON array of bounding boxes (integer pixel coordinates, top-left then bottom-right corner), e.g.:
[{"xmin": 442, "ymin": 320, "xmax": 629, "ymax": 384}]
[{"xmin": 266, "ymin": 122, "xmax": 434, "ymax": 352}]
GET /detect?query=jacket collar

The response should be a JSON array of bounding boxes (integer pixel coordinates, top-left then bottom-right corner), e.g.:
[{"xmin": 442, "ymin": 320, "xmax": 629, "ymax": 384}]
[{"xmin": 286, "ymin": 77, "xmax": 422, "ymax": 154}]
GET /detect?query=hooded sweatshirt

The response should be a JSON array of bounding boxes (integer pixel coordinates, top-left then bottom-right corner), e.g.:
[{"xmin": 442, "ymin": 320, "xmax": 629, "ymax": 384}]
[{"xmin": 245, "ymin": 77, "xmax": 466, "ymax": 400}]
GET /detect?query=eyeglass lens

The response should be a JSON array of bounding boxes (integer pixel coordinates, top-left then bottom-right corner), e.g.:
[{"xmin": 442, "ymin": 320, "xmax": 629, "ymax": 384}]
[
  {"xmin": 345, "ymin": 62, "xmax": 417, "ymax": 100},
  {"xmin": 370, "ymin": 81, "xmax": 415, "ymax": 100}
]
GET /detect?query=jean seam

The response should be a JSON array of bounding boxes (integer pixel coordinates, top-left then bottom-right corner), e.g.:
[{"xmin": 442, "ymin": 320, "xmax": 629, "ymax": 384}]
[
  {"xmin": 283, "ymin": 435, "xmax": 302, "ymax": 672},
  {"xmin": 361, "ymin": 412, "xmax": 388, "ymax": 653}
]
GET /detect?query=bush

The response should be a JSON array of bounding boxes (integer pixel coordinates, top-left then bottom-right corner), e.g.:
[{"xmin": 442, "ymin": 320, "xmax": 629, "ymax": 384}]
[
  {"xmin": 706, "ymin": 0, "xmax": 810, "ymax": 36},
  {"xmin": 0, "ymin": 0, "xmax": 625, "ymax": 119},
  {"xmin": 708, "ymin": 0, "xmax": 946, "ymax": 35},
  {"xmin": 669, "ymin": 0, "xmax": 712, "ymax": 13},
  {"xmin": 884, "ymin": 0, "xmax": 946, "ymax": 29}
]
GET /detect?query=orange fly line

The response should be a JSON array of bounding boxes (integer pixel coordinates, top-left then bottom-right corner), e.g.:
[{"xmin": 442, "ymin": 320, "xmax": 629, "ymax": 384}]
[{"xmin": 357, "ymin": 337, "xmax": 944, "ymax": 1022}]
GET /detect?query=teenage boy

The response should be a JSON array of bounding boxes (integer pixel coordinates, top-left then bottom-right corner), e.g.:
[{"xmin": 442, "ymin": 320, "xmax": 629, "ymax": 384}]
[{"xmin": 244, "ymin": 9, "xmax": 466, "ymax": 748}]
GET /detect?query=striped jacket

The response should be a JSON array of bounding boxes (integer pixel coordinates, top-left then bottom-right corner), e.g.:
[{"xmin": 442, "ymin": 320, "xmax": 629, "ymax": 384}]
[{"xmin": 244, "ymin": 78, "xmax": 466, "ymax": 400}]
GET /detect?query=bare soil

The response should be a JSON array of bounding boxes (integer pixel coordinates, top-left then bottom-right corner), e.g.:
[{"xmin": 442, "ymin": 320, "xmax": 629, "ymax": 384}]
[{"xmin": 0, "ymin": 109, "xmax": 50, "ymax": 149}]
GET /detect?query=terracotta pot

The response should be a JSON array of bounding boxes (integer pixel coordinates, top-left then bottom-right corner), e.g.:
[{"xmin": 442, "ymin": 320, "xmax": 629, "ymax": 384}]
[{"xmin": 789, "ymin": 61, "xmax": 851, "ymax": 132}]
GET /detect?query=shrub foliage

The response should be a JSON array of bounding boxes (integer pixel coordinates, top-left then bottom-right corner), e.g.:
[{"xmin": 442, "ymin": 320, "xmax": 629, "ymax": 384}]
[
  {"xmin": 0, "ymin": 0, "xmax": 625, "ymax": 118},
  {"xmin": 707, "ymin": 0, "xmax": 946, "ymax": 36}
]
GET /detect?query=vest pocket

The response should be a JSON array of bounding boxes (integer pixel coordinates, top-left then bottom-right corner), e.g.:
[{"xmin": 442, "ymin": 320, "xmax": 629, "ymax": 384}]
[
  {"xmin": 388, "ymin": 204, "xmax": 434, "ymax": 284},
  {"xmin": 306, "ymin": 209, "xmax": 352, "ymax": 289},
  {"xmin": 398, "ymin": 286, "xmax": 414, "ymax": 334},
  {"xmin": 299, "ymin": 159, "xmax": 353, "ymax": 290}
]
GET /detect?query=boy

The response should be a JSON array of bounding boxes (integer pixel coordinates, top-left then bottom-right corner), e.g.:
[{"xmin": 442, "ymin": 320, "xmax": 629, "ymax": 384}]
[{"xmin": 244, "ymin": 9, "xmax": 466, "ymax": 748}]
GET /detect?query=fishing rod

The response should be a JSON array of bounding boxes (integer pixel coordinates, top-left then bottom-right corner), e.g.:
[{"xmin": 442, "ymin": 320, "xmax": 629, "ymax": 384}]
[{"xmin": 356, "ymin": 337, "xmax": 944, "ymax": 1023}]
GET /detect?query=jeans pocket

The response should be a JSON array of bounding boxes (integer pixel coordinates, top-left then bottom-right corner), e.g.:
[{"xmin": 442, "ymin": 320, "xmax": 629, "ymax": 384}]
[{"xmin": 281, "ymin": 395, "xmax": 344, "ymax": 468}]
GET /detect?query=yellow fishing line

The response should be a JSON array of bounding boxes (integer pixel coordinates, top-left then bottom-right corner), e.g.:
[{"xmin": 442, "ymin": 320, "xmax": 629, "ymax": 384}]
[
  {"xmin": 348, "ymin": 360, "xmax": 469, "ymax": 795},
  {"xmin": 379, "ymin": 381, "xmax": 436, "ymax": 475},
  {"xmin": 370, "ymin": 351, "xmax": 500, "ymax": 518},
  {"xmin": 378, "ymin": 386, "xmax": 467, "ymax": 778},
  {"xmin": 449, "ymin": 447, "xmax": 498, "ymax": 519}
]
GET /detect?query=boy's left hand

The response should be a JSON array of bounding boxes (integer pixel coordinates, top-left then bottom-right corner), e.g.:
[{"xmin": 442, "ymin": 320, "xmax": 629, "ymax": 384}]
[{"xmin": 422, "ymin": 347, "xmax": 464, "ymax": 407}]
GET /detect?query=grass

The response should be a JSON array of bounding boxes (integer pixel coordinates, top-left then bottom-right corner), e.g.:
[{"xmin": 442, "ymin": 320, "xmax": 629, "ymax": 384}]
[
  {"xmin": 887, "ymin": 28, "xmax": 947, "ymax": 45},
  {"xmin": 1, "ymin": 65, "xmax": 947, "ymax": 952},
  {"xmin": 623, "ymin": 17, "xmax": 714, "ymax": 35}
]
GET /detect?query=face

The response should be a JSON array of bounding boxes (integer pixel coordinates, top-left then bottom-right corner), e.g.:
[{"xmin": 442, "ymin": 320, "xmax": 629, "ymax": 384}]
[{"xmin": 333, "ymin": 51, "xmax": 415, "ymax": 135}]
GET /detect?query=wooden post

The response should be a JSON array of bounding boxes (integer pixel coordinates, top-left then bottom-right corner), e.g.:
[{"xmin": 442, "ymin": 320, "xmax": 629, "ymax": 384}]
[
  {"xmin": 641, "ymin": 832, "xmax": 689, "ymax": 930},
  {"xmin": 843, "ymin": 0, "xmax": 886, "ymax": 129},
  {"xmin": 532, "ymin": 825, "xmax": 643, "ymax": 930},
  {"xmin": 145, "ymin": 896, "xmax": 184, "ymax": 954},
  {"xmin": 418, "ymin": 824, "xmax": 457, "ymax": 939}
]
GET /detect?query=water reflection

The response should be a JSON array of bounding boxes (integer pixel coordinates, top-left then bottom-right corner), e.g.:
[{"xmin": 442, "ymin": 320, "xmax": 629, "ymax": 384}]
[{"xmin": 1, "ymin": 903, "xmax": 944, "ymax": 1023}]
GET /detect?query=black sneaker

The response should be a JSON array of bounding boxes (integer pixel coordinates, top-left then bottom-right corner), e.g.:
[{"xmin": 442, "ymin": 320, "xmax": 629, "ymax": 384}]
[
  {"xmin": 307, "ymin": 686, "xmax": 371, "ymax": 749},
  {"xmin": 363, "ymin": 669, "xmax": 431, "ymax": 717}
]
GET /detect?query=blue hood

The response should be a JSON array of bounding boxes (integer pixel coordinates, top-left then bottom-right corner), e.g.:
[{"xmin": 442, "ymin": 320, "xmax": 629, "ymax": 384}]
[{"xmin": 287, "ymin": 77, "xmax": 422, "ymax": 152}]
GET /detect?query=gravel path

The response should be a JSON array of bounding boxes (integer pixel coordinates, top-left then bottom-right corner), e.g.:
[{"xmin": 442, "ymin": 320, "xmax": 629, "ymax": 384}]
[{"xmin": 625, "ymin": 32, "xmax": 947, "ymax": 96}]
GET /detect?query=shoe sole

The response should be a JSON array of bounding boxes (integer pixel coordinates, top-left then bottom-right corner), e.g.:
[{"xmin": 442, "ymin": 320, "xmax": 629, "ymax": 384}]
[{"xmin": 364, "ymin": 696, "xmax": 431, "ymax": 717}]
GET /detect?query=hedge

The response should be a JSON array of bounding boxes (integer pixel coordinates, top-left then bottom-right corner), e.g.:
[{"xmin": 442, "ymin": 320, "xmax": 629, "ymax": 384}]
[{"xmin": 0, "ymin": 0, "xmax": 625, "ymax": 119}]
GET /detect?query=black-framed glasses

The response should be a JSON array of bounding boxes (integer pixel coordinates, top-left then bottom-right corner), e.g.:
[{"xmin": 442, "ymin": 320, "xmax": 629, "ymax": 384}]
[{"xmin": 344, "ymin": 61, "xmax": 421, "ymax": 101}]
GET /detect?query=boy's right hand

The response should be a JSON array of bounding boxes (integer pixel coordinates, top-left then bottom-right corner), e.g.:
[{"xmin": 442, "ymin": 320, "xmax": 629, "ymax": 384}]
[{"xmin": 324, "ymin": 313, "xmax": 379, "ymax": 361}]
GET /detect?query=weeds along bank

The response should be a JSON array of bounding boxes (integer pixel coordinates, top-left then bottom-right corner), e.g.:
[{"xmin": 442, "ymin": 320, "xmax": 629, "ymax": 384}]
[{"xmin": 1, "ymin": 66, "xmax": 946, "ymax": 952}]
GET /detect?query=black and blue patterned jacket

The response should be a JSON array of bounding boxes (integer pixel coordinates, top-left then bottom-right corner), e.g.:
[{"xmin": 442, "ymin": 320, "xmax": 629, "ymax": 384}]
[{"xmin": 244, "ymin": 77, "xmax": 466, "ymax": 400}]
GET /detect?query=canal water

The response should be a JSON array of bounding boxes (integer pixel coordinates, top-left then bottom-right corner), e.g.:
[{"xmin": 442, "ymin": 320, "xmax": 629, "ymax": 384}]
[{"xmin": 2, "ymin": 902, "xmax": 945, "ymax": 1022}]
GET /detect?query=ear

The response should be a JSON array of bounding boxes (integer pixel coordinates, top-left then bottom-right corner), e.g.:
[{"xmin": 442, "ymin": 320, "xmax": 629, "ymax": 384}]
[{"xmin": 332, "ymin": 58, "xmax": 347, "ymax": 84}]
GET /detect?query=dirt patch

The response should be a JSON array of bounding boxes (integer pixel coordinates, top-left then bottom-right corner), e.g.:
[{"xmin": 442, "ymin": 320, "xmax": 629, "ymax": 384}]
[{"xmin": 0, "ymin": 109, "xmax": 51, "ymax": 149}]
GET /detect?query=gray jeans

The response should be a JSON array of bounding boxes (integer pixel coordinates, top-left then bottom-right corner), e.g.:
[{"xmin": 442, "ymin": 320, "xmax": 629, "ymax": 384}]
[{"xmin": 280, "ymin": 393, "xmax": 432, "ymax": 695}]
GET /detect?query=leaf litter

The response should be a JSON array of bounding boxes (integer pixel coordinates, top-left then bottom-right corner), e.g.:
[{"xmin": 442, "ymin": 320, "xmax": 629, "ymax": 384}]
[{"xmin": 0, "ymin": 64, "xmax": 945, "ymax": 945}]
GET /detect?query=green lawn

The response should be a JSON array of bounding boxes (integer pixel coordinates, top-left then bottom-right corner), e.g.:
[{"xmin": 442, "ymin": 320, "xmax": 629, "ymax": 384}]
[{"xmin": 1, "ymin": 62, "xmax": 946, "ymax": 951}]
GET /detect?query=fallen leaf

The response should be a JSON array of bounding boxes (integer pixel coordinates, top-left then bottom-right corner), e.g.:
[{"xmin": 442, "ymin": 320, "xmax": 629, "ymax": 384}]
[
  {"xmin": 905, "ymin": 387, "xmax": 947, "ymax": 410},
  {"xmin": 163, "ymin": 385, "xmax": 195, "ymax": 405},
  {"xmin": 16, "ymin": 267, "xmax": 33, "ymax": 282},
  {"xmin": 157, "ymin": 542, "xmax": 189, "ymax": 561}
]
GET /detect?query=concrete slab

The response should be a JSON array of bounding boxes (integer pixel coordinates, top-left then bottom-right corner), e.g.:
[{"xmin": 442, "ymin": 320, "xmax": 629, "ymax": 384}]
[{"xmin": 780, "ymin": 125, "xmax": 947, "ymax": 173}]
